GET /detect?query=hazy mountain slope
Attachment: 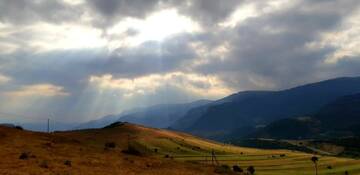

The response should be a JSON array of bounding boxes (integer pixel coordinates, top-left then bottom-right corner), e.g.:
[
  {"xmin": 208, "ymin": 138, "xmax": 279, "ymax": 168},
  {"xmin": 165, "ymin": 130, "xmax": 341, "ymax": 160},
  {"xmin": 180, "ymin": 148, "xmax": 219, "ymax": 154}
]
[
  {"xmin": 181, "ymin": 77, "xmax": 360, "ymax": 138},
  {"xmin": 119, "ymin": 100, "xmax": 211, "ymax": 128},
  {"xmin": 75, "ymin": 115, "xmax": 119, "ymax": 130},
  {"xmin": 76, "ymin": 100, "xmax": 211, "ymax": 130}
]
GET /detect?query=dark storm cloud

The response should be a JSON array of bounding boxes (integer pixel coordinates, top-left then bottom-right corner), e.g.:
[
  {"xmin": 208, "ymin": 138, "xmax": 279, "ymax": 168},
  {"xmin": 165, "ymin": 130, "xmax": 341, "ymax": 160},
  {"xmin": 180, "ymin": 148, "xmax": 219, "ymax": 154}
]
[
  {"xmin": 193, "ymin": 0, "xmax": 360, "ymax": 90},
  {"xmin": 87, "ymin": 0, "xmax": 159, "ymax": 18},
  {"xmin": 175, "ymin": 0, "xmax": 243, "ymax": 26}
]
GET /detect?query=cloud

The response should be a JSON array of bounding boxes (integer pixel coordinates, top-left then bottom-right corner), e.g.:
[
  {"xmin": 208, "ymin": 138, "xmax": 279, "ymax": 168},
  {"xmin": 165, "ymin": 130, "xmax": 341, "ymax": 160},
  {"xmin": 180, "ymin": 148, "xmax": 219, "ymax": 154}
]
[
  {"xmin": 4, "ymin": 84, "xmax": 69, "ymax": 97},
  {"xmin": 0, "ymin": 0, "xmax": 359, "ymax": 123},
  {"xmin": 89, "ymin": 72, "xmax": 232, "ymax": 99},
  {"xmin": 107, "ymin": 8, "xmax": 202, "ymax": 48},
  {"xmin": 307, "ymin": 8, "xmax": 360, "ymax": 63},
  {"xmin": 0, "ymin": 73, "xmax": 11, "ymax": 84},
  {"xmin": 192, "ymin": 0, "xmax": 360, "ymax": 89},
  {"xmin": 0, "ymin": 0, "xmax": 81, "ymax": 25}
]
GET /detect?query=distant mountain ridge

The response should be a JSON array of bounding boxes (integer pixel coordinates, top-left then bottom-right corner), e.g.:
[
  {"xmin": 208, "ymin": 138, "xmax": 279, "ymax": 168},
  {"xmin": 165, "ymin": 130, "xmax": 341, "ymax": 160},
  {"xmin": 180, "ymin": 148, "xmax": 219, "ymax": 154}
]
[
  {"xmin": 171, "ymin": 77, "xmax": 360, "ymax": 139},
  {"xmin": 118, "ymin": 100, "xmax": 211, "ymax": 128},
  {"xmin": 76, "ymin": 100, "xmax": 212, "ymax": 130}
]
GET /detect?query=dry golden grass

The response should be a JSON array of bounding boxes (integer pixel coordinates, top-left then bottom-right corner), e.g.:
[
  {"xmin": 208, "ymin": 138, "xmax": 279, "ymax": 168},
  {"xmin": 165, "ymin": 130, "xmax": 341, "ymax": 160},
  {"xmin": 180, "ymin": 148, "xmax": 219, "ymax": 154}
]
[{"xmin": 0, "ymin": 124, "xmax": 216, "ymax": 175}]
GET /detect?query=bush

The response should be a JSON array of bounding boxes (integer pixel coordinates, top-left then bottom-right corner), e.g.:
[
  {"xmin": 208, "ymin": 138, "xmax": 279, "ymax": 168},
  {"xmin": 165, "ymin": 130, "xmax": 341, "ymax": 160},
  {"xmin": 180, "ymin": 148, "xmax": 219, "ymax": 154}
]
[
  {"xmin": 122, "ymin": 144, "xmax": 142, "ymax": 156},
  {"xmin": 105, "ymin": 142, "xmax": 116, "ymax": 148},
  {"xmin": 214, "ymin": 165, "xmax": 232, "ymax": 174},
  {"xmin": 15, "ymin": 126, "xmax": 23, "ymax": 130},
  {"xmin": 19, "ymin": 152, "xmax": 29, "ymax": 160},
  {"xmin": 64, "ymin": 160, "xmax": 72, "ymax": 167},
  {"xmin": 247, "ymin": 166, "xmax": 255, "ymax": 175},
  {"xmin": 233, "ymin": 165, "xmax": 243, "ymax": 172},
  {"xmin": 39, "ymin": 160, "xmax": 49, "ymax": 169}
]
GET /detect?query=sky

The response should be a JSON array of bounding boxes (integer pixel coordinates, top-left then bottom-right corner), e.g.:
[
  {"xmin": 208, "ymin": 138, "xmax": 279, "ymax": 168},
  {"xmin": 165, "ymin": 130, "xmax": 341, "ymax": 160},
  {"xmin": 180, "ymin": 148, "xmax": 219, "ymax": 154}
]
[{"xmin": 0, "ymin": 0, "xmax": 360, "ymax": 123}]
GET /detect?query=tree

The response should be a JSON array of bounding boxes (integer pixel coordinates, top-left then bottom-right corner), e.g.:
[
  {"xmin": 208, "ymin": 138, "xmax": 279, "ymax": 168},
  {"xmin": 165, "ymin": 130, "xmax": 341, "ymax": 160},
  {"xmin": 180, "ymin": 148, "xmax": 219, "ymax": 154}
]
[
  {"xmin": 247, "ymin": 166, "xmax": 255, "ymax": 175},
  {"xmin": 311, "ymin": 156, "xmax": 319, "ymax": 175}
]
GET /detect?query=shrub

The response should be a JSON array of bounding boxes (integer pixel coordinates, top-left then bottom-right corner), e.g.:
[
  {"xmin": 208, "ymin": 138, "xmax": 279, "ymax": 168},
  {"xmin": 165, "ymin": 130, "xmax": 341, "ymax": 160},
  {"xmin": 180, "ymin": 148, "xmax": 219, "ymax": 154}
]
[
  {"xmin": 214, "ymin": 165, "xmax": 232, "ymax": 174},
  {"xmin": 15, "ymin": 126, "xmax": 23, "ymax": 130},
  {"xmin": 19, "ymin": 152, "xmax": 29, "ymax": 160},
  {"xmin": 247, "ymin": 166, "xmax": 255, "ymax": 175},
  {"xmin": 233, "ymin": 165, "xmax": 243, "ymax": 172},
  {"xmin": 105, "ymin": 142, "xmax": 116, "ymax": 148},
  {"xmin": 193, "ymin": 146, "xmax": 201, "ymax": 150},
  {"xmin": 122, "ymin": 144, "xmax": 142, "ymax": 156},
  {"xmin": 64, "ymin": 160, "xmax": 72, "ymax": 167},
  {"xmin": 327, "ymin": 165, "xmax": 332, "ymax": 169},
  {"xmin": 164, "ymin": 154, "xmax": 170, "ymax": 158},
  {"xmin": 280, "ymin": 154, "xmax": 286, "ymax": 157},
  {"xmin": 39, "ymin": 160, "xmax": 49, "ymax": 169}
]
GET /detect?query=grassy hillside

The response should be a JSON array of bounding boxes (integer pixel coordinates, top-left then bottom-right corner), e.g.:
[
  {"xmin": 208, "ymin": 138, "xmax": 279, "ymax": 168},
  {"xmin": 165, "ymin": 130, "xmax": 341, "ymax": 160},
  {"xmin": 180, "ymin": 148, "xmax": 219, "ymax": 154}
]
[{"xmin": 1, "ymin": 123, "xmax": 360, "ymax": 175}]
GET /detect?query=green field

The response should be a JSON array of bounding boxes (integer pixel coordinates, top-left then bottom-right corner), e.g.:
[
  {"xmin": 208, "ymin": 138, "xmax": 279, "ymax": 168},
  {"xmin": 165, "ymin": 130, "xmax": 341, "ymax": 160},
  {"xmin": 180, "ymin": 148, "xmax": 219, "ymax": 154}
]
[{"xmin": 136, "ymin": 135, "xmax": 360, "ymax": 175}]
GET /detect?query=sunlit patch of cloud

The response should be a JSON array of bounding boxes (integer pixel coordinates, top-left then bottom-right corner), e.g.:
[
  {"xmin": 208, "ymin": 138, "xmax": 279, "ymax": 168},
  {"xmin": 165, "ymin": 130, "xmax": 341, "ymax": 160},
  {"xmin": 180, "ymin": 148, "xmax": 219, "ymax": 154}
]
[
  {"xmin": 0, "ymin": 74, "xmax": 11, "ymax": 84},
  {"xmin": 29, "ymin": 23, "xmax": 107, "ymax": 52},
  {"xmin": 62, "ymin": 0, "xmax": 85, "ymax": 6},
  {"xmin": 219, "ymin": 0, "xmax": 296, "ymax": 28},
  {"xmin": 107, "ymin": 8, "xmax": 202, "ymax": 48},
  {"xmin": 89, "ymin": 72, "xmax": 233, "ymax": 99},
  {"xmin": 4, "ymin": 84, "xmax": 69, "ymax": 97}
]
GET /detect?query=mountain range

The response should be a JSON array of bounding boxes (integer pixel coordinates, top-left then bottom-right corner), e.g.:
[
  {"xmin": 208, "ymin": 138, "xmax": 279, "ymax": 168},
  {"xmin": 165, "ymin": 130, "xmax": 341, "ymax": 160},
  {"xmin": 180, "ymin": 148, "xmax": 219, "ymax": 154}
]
[
  {"xmin": 77, "ymin": 76, "xmax": 360, "ymax": 141},
  {"xmin": 170, "ymin": 77, "xmax": 360, "ymax": 139}
]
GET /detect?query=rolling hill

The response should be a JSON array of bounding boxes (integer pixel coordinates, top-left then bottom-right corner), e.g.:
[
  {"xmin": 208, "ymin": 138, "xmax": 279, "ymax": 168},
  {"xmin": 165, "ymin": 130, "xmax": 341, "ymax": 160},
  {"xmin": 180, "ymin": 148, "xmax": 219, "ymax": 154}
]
[
  {"xmin": 1, "ymin": 122, "xmax": 360, "ymax": 175},
  {"xmin": 171, "ymin": 77, "xmax": 360, "ymax": 138}
]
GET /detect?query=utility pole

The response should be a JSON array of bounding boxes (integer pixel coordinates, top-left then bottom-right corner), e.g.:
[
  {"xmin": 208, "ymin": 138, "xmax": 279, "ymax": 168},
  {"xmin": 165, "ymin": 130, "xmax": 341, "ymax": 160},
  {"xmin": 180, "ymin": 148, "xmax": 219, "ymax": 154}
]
[
  {"xmin": 127, "ymin": 134, "xmax": 130, "ymax": 150},
  {"xmin": 211, "ymin": 149, "xmax": 219, "ymax": 166},
  {"xmin": 47, "ymin": 118, "xmax": 50, "ymax": 133}
]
